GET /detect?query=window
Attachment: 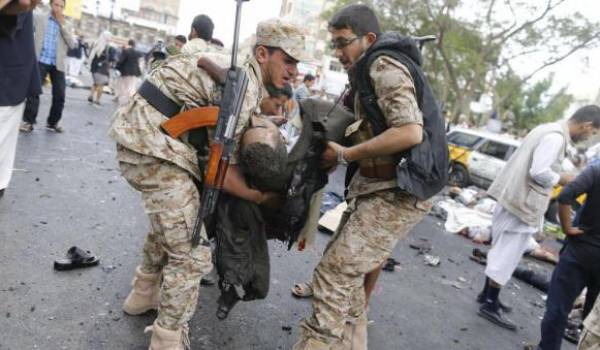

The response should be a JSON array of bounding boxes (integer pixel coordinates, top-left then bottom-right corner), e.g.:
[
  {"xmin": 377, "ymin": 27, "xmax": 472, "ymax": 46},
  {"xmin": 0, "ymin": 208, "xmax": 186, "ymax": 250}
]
[
  {"xmin": 478, "ymin": 141, "xmax": 511, "ymax": 160},
  {"xmin": 447, "ymin": 132, "xmax": 482, "ymax": 148}
]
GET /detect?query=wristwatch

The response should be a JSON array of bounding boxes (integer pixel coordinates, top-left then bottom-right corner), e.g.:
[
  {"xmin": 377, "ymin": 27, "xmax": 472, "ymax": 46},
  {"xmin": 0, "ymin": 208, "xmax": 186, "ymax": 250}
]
[{"xmin": 337, "ymin": 147, "xmax": 349, "ymax": 166}]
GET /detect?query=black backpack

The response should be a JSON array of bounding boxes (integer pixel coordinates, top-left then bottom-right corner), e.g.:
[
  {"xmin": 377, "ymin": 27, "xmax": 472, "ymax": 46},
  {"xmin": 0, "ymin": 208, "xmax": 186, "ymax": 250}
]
[{"xmin": 350, "ymin": 32, "xmax": 449, "ymax": 200}]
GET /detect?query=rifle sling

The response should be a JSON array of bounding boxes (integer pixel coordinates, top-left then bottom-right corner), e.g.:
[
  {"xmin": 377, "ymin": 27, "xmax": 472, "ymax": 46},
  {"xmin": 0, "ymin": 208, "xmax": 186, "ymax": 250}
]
[
  {"xmin": 138, "ymin": 80, "xmax": 181, "ymax": 118},
  {"xmin": 137, "ymin": 80, "xmax": 212, "ymax": 152}
]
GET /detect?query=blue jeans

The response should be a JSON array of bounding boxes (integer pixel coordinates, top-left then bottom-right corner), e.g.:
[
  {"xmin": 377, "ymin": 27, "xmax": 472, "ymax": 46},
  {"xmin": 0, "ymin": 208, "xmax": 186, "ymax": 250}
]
[{"xmin": 538, "ymin": 244, "xmax": 600, "ymax": 350}]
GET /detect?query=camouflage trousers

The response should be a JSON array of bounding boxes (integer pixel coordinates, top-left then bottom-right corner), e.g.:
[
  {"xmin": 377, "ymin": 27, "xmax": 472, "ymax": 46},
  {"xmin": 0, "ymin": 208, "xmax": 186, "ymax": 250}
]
[
  {"xmin": 579, "ymin": 329, "xmax": 600, "ymax": 350},
  {"xmin": 294, "ymin": 190, "xmax": 430, "ymax": 349},
  {"xmin": 118, "ymin": 148, "xmax": 212, "ymax": 330}
]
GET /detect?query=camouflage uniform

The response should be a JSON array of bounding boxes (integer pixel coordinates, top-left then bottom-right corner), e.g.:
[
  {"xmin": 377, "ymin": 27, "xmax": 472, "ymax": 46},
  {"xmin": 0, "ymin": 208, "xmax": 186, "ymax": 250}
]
[
  {"xmin": 580, "ymin": 297, "xmax": 600, "ymax": 350},
  {"xmin": 109, "ymin": 19, "xmax": 306, "ymax": 333},
  {"xmin": 294, "ymin": 56, "xmax": 431, "ymax": 349}
]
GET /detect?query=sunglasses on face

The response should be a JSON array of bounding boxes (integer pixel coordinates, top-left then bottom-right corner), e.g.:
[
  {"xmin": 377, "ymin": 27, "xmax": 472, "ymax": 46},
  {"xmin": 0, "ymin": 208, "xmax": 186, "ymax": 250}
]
[{"xmin": 329, "ymin": 36, "xmax": 361, "ymax": 50}]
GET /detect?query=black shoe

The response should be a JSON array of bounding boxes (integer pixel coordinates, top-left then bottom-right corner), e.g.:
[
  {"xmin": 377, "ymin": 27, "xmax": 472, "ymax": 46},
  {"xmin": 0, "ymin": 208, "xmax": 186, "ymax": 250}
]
[
  {"xmin": 87, "ymin": 96, "xmax": 93, "ymax": 104},
  {"xmin": 478, "ymin": 303, "xmax": 517, "ymax": 331},
  {"xmin": 46, "ymin": 124, "xmax": 64, "ymax": 133},
  {"xmin": 0, "ymin": 188, "xmax": 4, "ymax": 199},
  {"xmin": 477, "ymin": 291, "xmax": 513, "ymax": 313}
]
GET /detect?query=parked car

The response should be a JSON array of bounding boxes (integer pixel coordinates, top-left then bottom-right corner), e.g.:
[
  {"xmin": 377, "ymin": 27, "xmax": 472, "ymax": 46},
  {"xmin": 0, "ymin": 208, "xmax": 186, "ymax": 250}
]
[
  {"xmin": 447, "ymin": 128, "xmax": 520, "ymax": 189},
  {"xmin": 446, "ymin": 128, "xmax": 583, "ymax": 224}
]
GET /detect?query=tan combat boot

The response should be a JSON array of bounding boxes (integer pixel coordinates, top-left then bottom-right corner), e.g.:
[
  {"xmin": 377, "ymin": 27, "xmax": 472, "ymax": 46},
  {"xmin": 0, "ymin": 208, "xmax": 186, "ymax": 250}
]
[
  {"xmin": 123, "ymin": 266, "xmax": 161, "ymax": 315},
  {"xmin": 331, "ymin": 313, "xmax": 368, "ymax": 350},
  {"xmin": 145, "ymin": 322, "xmax": 190, "ymax": 350}
]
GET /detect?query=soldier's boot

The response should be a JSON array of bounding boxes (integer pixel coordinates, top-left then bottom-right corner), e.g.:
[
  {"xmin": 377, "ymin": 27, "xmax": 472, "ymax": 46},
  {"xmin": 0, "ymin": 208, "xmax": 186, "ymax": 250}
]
[
  {"xmin": 331, "ymin": 313, "xmax": 368, "ymax": 350},
  {"xmin": 123, "ymin": 266, "xmax": 161, "ymax": 315},
  {"xmin": 145, "ymin": 322, "xmax": 190, "ymax": 350},
  {"xmin": 292, "ymin": 337, "xmax": 330, "ymax": 350}
]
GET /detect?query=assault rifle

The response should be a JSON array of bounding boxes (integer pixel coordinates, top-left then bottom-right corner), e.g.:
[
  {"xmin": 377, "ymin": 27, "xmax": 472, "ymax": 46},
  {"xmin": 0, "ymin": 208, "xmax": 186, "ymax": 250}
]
[{"xmin": 190, "ymin": 0, "xmax": 250, "ymax": 247}]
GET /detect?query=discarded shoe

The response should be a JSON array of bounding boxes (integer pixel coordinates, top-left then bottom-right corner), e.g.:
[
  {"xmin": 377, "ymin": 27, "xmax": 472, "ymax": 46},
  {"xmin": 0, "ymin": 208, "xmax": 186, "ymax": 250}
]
[
  {"xmin": 382, "ymin": 258, "xmax": 400, "ymax": 272},
  {"xmin": 409, "ymin": 239, "xmax": 432, "ymax": 254},
  {"xmin": 54, "ymin": 246, "xmax": 99, "ymax": 271},
  {"xmin": 476, "ymin": 292, "xmax": 513, "ymax": 313},
  {"xmin": 477, "ymin": 303, "xmax": 517, "ymax": 331}
]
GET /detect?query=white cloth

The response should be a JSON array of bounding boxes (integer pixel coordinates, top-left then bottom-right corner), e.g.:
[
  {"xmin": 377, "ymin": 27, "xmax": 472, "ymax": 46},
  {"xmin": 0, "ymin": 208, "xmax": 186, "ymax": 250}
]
[
  {"xmin": 115, "ymin": 76, "xmax": 140, "ymax": 104},
  {"xmin": 530, "ymin": 132, "xmax": 563, "ymax": 188},
  {"xmin": 0, "ymin": 103, "xmax": 25, "ymax": 189},
  {"xmin": 437, "ymin": 199, "xmax": 494, "ymax": 233},
  {"xmin": 65, "ymin": 56, "xmax": 83, "ymax": 77},
  {"xmin": 485, "ymin": 205, "xmax": 537, "ymax": 286}
]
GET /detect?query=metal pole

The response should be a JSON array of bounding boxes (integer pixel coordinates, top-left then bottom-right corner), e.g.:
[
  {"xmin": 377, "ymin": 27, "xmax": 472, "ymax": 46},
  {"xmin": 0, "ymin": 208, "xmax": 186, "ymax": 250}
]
[{"xmin": 230, "ymin": 0, "xmax": 245, "ymax": 69}]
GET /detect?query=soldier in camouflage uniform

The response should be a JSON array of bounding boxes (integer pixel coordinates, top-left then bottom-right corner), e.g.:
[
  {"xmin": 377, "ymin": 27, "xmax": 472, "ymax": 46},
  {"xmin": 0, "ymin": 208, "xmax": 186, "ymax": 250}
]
[
  {"xmin": 109, "ymin": 19, "xmax": 305, "ymax": 350},
  {"xmin": 580, "ymin": 297, "xmax": 600, "ymax": 350},
  {"xmin": 294, "ymin": 5, "xmax": 432, "ymax": 350}
]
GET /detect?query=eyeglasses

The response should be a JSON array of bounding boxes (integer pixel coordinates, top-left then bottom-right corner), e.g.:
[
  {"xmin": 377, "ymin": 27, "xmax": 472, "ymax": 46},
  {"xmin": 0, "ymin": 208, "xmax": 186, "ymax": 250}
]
[{"xmin": 329, "ymin": 36, "xmax": 361, "ymax": 50}]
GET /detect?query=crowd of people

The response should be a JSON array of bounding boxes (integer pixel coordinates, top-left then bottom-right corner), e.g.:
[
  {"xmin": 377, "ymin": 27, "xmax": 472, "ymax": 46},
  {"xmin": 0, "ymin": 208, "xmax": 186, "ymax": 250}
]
[{"xmin": 2, "ymin": 1, "xmax": 600, "ymax": 350}]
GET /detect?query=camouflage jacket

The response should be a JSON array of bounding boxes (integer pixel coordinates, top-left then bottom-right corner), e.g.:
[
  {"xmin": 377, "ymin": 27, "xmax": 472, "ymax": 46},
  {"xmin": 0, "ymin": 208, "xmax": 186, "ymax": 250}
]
[
  {"xmin": 346, "ymin": 55, "xmax": 423, "ymax": 199},
  {"xmin": 109, "ymin": 53, "xmax": 265, "ymax": 180}
]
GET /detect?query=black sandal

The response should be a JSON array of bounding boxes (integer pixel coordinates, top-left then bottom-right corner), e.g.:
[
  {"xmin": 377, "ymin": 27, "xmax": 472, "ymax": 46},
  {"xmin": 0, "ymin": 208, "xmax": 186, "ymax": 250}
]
[{"xmin": 54, "ymin": 246, "xmax": 100, "ymax": 271}]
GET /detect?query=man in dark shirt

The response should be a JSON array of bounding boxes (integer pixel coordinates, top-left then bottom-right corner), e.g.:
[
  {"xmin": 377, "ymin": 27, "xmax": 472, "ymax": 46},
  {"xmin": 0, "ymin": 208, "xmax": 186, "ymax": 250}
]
[
  {"xmin": 0, "ymin": 2, "xmax": 42, "ymax": 199},
  {"xmin": 535, "ymin": 162, "xmax": 600, "ymax": 350}
]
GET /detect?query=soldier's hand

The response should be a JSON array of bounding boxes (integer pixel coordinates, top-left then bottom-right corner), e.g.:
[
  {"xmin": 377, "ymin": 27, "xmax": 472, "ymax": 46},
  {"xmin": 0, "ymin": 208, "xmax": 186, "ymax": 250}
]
[{"xmin": 322, "ymin": 141, "xmax": 342, "ymax": 170}]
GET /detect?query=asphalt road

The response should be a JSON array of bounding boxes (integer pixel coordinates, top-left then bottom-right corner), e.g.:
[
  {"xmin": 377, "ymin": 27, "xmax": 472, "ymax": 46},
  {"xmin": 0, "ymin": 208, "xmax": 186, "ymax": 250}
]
[{"xmin": 0, "ymin": 86, "xmax": 576, "ymax": 350}]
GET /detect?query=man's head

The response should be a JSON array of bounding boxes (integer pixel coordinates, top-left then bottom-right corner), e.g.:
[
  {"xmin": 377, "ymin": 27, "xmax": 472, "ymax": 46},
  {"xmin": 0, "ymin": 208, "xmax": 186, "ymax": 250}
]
[
  {"xmin": 174, "ymin": 35, "xmax": 187, "ymax": 50},
  {"xmin": 328, "ymin": 4, "xmax": 381, "ymax": 71},
  {"xmin": 189, "ymin": 14, "xmax": 214, "ymax": 41},
  {"xmin": 239, "ymin": 116, "xmax": 288, "ymax": 191},
  {"xmin": 303, "ymin": 74, "xmax": 315, "ymax": 88},
  {"xmin": 50, "ymin": 0, "xmax": 65, "ymax": 15},
  {"xmin": 568, "ymin": 105, "xmax": 600, "ymax": 143},
  {"xmin": 128, "ymin": 39, "xmax": 135, "ymax": 48},
  {"xmin": 260, "ymin": 84, "xmax": 293, "ymax": 116},
  {"xmin": 254, "ymin": 19, "xmax": 306, "ymax": 89}
]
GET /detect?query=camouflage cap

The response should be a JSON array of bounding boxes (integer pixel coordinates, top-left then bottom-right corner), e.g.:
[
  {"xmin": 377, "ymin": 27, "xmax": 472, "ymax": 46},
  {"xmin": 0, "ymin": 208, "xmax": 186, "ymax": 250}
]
[{"xmin": 255, "ymin": 18, "xmax": 307, "ymax": 61}]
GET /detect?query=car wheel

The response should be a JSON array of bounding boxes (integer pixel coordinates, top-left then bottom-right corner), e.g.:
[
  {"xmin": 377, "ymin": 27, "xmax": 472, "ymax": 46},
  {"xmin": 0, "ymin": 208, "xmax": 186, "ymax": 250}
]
[{"xmin": 448, "ymin": 163, "xmax": 470, "ymax": 188}]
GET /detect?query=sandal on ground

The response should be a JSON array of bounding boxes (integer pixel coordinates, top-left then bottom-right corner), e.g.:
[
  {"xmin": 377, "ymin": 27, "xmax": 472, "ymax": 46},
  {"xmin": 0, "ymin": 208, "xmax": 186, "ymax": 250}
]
[
  {"xmin": 291, "ymin": 282, "xmax": 314, "ymax": 298},
  {"xmin": 54, "ymin": 246, "xmax": 100, "ymax": 271}
]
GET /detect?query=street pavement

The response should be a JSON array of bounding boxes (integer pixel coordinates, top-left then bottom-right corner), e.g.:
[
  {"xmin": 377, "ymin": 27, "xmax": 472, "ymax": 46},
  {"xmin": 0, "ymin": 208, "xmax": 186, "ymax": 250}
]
[{"xmin": 0, "ymin": 86, "xmax": 576, "ymax": 350}]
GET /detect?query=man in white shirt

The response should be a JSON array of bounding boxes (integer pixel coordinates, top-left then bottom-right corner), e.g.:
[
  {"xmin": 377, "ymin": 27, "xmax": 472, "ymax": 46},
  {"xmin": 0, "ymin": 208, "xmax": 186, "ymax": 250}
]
[{"xmin": 478, "ymin": 105, "xmax": 600, "ymax": 330}]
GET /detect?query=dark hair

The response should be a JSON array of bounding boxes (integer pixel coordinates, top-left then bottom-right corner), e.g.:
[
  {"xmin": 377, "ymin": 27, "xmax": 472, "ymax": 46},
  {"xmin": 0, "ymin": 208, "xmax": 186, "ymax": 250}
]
[
  {"xmin": 128, "ymin": 39, "xmax": 135, "ymax": 47},
  {"xmin": 239, "ymin": 142, "xmax": 288, "ymax": 192},
  {"xmin": 328, "ymin": 4, "xmax": 381, "ymax": 36},
  {"xmin": 570, "ymin": 105, "xmax": 600, "ymax": 128},
  {"xmin": 51, "ymin": 0, "xmax": 66, "ymax": 4},
  {"xmin": 191, "ymin": 14, "xmax": 214, "ymax": 41},
  {"xmin": 175, "ymin": 35, "xmax": 187, "ymax": 44},
  {"xmin": 266, "ymin": 83, "xmax": 293, "ymax": 99},
  {"xmin": 210, "ymin": 38, "xmax": 224, "ymax": 47},
  {"xmin": 303, "ymin": 74, "xmax": 315, "ymax": 82}
]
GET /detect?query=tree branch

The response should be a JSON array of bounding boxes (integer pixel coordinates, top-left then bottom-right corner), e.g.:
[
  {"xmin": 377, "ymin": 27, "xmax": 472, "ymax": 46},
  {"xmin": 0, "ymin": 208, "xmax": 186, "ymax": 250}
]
[{"xmin": 519, "ymin": 32, "xmax": 600, "ymax": 84}]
